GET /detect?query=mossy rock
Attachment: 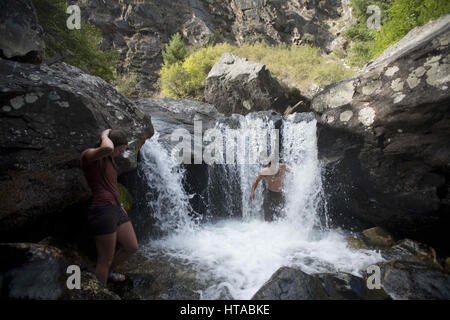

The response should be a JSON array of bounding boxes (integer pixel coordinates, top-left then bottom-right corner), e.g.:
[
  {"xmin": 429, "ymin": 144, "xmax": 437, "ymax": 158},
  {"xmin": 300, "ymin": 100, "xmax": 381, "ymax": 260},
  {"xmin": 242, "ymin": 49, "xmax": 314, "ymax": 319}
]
[
  {"xmin": 362, "ymin": 227, "xmax": 395, "ymax": 248},
  {"xmin": 118, "ymin": 183, "xmax": 133, "ymax": 212},
  {"xmin": 346, "ymin": 236, "xmax": 369, "ymax": 250}
]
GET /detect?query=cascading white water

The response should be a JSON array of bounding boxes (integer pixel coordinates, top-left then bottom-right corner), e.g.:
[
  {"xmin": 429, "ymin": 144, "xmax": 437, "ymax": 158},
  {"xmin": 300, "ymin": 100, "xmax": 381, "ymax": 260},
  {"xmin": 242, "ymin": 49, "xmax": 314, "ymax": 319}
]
[
  {"xmin": 281, "ymin": 113, "xmax": 329, "ymax": 234},
  {"xmin": 138, "ymin": 133, "xmax": 199, "ymax": 233},
  {"xmin": 139, "ymin": 114, "xmax": 384, "ymax": 300}
]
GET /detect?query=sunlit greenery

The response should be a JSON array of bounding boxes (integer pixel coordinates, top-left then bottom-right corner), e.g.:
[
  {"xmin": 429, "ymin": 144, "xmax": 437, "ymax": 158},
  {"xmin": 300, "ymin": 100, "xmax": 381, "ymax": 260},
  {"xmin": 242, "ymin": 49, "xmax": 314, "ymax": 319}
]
[
  {"xmin": 371, "ymin": 0, "xmax": 450, "ymax": 56},
  {"xmin": 344, "ymin": 0, "xmax": 450, "ymax": 67},
  {"xmin": 33, "ymin": 0, "xmax": 117, "ymax": 80},
  {"xmin": 159, "ymin": 40, "xmax": 356, "ymax": 100}
]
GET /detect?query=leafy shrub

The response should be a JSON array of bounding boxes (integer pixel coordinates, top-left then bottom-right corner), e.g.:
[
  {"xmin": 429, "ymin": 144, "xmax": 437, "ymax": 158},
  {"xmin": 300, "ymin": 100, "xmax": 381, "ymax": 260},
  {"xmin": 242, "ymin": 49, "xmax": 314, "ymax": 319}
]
[
  {"xmin": 343, "ymin": 0, "xmax": 391, "ymax": 67},
  {"xmin": 115, "ymin": 73, "xmax": 140, "ymax": 97},
  {"xmin": 159, "ymin": 40, "xmax": 357, "ymax": 100},
  {"xmin": 371, "ymin": 0, "xmax": 450, "ymax": 56},
  {"xmin": 345, "ymin": 0, "xmax": 450, "ymax": 66},
  {"xmin": 33, "ymin": 0, "xmax": 117, "ymax": 80}
]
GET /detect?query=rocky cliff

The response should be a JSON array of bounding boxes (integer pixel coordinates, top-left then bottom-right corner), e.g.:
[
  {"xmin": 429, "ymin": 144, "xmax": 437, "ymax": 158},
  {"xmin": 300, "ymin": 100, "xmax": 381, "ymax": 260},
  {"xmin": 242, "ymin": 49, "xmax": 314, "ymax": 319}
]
[
  {"xmin": 312, "ymin": 14, "xmax": 450, "ymax": 253},
  {"xmin": 77, "ymin": 0, "xmax": 354, "ymax": 95}
]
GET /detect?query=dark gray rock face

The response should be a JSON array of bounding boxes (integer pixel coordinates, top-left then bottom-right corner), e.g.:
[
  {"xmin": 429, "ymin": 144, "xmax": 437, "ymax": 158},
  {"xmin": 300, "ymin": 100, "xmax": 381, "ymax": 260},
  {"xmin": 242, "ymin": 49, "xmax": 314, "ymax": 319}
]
[
  {"xmin": 111, "ymin": 253, "xmax": 202, "ymax": 300},
  {"xmin": 372, "ymin": 260, "xmax": 450, "ymax": 300},
  {"xmin": 0, "ymin": 0, "xmax": 45, "ymax": 63},
  {"xmin": 0, "ymin": 243, "xmax": 120, "ymax": 300},
  {"xmin": 312, "ymin": 15, "xmax": 450, "ymax": 251},
  {"xmin": 205, "ymin": 53, "xmax": 288, "ymax": 115},
  {"xmin": 78, "ymin": 0, "xmax": 354, "ymax": 95},
  {"xmin": 0, "ymin": 58, "xmax": 154, "ymax": 242},
  {"xmin": 136, "ymin": 97, "xmax": 222, "ymax": 145},
  {"xmin": 251, "ymin": 267, "xmax": 390, "ymax": 300}
]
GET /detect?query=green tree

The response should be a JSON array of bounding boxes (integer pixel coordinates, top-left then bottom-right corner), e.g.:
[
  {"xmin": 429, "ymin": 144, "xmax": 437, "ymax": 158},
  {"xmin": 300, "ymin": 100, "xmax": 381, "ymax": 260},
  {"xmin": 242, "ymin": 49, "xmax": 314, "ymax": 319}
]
[
  {"xmin": 33, "ymin": 0, "xmax": 117, "ymax": 80},
  {"xmin": 162, "ymin": 33, "xmax": 188, "ymax": 66},
  {"xmin": 371, "ymin": 0, "xmax": 450, "ymax": 56}
]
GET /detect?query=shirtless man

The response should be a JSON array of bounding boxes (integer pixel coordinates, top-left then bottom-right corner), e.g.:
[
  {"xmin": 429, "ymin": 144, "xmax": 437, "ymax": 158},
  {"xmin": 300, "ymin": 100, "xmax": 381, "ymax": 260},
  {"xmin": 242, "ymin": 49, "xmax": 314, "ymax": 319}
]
[{"xmin": 249, "ymin": 161, "xmax": 290, "ymax": 222}]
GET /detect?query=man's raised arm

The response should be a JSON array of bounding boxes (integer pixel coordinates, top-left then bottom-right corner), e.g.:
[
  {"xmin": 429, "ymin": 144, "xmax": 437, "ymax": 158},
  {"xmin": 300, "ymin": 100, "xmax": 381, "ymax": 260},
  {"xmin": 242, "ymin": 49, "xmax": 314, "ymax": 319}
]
[{"xmin": 83, "ymin": 129, "xmax": 114, "ymax": 164}]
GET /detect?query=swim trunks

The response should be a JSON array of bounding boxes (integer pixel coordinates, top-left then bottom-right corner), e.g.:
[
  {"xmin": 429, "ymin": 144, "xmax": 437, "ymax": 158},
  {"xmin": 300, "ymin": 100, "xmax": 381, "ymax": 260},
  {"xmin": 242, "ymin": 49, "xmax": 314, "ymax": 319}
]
[
  {"xmin": 87, "ymin": 205, "xmax": 130, "ymax": 236},
  {"xmin": 263, "ymin": 189, "xmax": 285, "ymax": 221}
]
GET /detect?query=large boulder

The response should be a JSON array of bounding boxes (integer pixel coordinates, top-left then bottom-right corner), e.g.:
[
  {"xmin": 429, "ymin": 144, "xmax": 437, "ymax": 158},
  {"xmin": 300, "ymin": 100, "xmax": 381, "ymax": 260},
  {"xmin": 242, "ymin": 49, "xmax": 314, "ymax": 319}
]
[
  {"xmin": 251, "ymin": 267, "xmax": 390, "ymax": 300},
  {"xmin": 0, "ymin": 0, "xmax": 45, "ymax": 63},
  {"xmin": 369, "ymin": 260, "xmax": 450, "ymax": 300},
  {"xmin": 205, "ymin": 53, "xmax": 288, "ymax": 115},
  {"xmin": 136, "ymin": 97, "xmax": 223, "ymax": 147},
  {"xmin": 361, "ymin": 227, "xmax": 396, "ymax": 248},
  {"xmin": 0, "ymin": 58, "xmax": 154, "ymax": 242},
  {"xmin": 312, "ymin": 15, "xmax": 450, "ymax": 251}
]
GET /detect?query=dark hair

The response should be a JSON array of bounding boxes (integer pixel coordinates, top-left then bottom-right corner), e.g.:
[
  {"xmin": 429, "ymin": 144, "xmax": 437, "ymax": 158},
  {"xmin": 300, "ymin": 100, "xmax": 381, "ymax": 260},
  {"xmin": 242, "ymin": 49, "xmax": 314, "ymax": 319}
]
[
  {"xmin": 94, "ymin": 129, "xmax": 128, "ymax": 173},
  {"xmin": 108, "ymin": 130, "xmax": 128, "ymax": 147},
  {"xmin": 94, "ymin": 129, "xmax": 128, "ymax": 148}
]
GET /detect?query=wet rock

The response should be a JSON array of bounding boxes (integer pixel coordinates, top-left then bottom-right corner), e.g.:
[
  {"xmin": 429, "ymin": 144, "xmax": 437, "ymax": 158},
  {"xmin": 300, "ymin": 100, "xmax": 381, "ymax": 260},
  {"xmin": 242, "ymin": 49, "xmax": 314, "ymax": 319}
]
[
  {"xmin": 381, "ymin": 239, "xmax": 442, "ymax": 269},
  {"xmin": 0, "ymin": 243, "xmax": 119, "ymax": 300},
  {"xmin": 374, "ymin": 260, "xmax": 450, "ymax": 299},
  {"xmin": 0, "ymin": 59, "xmax": 154, "ymax": 242},
  {"xmin": 251, "ymin": 267, "xmax": 390, "ymax": 300},
  {"xmin": 362, "ymin": 227, "xmax": 395, "ymax": 248},
  {"xmin": 205, "ymin": 53, "xmax": 289, "ymax": 115},
  {"xmin": 313, "ymin": 15, "xmax": 450, "ymax": 251},
  {"xmin": 315, "ymin": 272, "xmax": 390, "ymax": 300},
  {"xmin": 346, "ymin": 236, "xmax": 369, "ymax": 250},
  {"xmin": 112, "ymin": 253, "xmax": 201, "ymax": 300},
  {"xmin": 0, "ymin": 0, "xmax": 45, "ymax": 63},
  {"xmin": 251, "ymin": 267, "xmax": 328, "ymax": 300}
]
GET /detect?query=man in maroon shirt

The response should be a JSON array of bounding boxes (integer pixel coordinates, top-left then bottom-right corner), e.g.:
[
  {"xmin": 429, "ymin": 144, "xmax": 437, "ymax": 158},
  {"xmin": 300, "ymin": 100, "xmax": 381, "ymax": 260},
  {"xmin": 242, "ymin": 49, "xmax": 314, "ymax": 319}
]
[{"xmin": 81, "ymin": 129, "xmax": 138, "ymax": 285}]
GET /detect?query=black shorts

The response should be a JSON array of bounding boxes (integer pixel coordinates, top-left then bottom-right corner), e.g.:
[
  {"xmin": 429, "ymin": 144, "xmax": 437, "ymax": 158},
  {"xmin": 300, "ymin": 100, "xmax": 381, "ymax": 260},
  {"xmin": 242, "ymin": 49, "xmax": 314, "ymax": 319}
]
[
  {"xmin": 87, "ymin": 205, "xmax": 130, "ymax": 236},
  {"xmin": 263, "ymin": 189, "xmax": 285, "ymax": 221}
]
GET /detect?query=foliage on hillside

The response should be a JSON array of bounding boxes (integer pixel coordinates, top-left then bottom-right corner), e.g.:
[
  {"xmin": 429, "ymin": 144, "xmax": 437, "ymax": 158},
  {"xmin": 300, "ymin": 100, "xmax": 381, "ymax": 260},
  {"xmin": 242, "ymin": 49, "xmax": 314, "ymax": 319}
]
[
  {"xmin": 371, "ymin": 0, "xmax": 450, "ymax": 56},
  {"xmin": 159, "ymin": 40, "xmax": 356, "ymax": 100},
  {"xmin": 33, "ymin": 0, "xmax": 117, "ymax": 80},
  {"xmin": 344, "ymin": 0, "xmax": 450, "ymax": 67},
  {"xmin": 343, "ymin": 0, "xmax": 391, "ymax": 67}
]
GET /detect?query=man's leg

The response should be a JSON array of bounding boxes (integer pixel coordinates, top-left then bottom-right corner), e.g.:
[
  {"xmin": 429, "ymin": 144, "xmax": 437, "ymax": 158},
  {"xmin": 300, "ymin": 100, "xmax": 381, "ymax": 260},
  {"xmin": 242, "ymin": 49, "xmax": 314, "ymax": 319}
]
[
  {"xmin": 95, "ymin": 232, "xmax": 117, "ymax": 285},
  {"xmin": 112, "ymin": 221, "xmax": 138, "ymax": 269}
]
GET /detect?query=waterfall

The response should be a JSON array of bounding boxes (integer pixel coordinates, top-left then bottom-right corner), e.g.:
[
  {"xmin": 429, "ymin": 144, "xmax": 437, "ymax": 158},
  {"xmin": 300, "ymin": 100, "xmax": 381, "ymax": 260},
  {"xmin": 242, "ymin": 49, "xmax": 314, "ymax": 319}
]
[
  {"xmin": 138, "ymin": 113, "xmax": 383, "ymax": 300},
  {"xmin": 281, "ymin": 113, "xmax": 329, "ymax": 234},
  {"xmin": 138, "ymin": 133, "xmax": 200, "ymax": 234}
]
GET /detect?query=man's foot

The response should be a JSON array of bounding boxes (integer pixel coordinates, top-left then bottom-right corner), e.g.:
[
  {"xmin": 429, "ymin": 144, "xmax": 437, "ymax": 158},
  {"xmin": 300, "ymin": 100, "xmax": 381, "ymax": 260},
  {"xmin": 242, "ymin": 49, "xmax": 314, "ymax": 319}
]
[{"xmin": 108, "ymin": 273, "xmax": 126, "ymax": 283}]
